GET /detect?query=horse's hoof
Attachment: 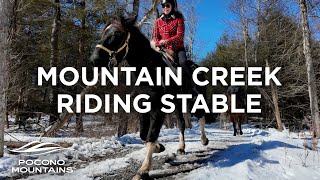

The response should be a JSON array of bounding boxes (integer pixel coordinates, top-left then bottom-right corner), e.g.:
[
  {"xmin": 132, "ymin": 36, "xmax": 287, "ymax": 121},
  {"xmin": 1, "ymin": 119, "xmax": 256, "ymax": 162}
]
[
  {"xmin": 133, "ymin": 174, "xmax": 140, "ymax": 180},
  {"xmin": 141, "ymin": 173, "xmax": 153, "ymax": 180},
  {"xmin": 134, "ymin": 173, "xmax": 153, "ymax": 180},
  {"xmin": 202, "ymin": 138, "xmax": 209, "ymax": 146},
  {"xmin": 177, "ymin": 149, "xmax": 185, "ymax": 155},
  {"xmin": 154, "ymin": 143, "xmax": 165, "ymax": 153},
  {"xmin": 233, "ymin": 133, "xmax": 236, "ymax": 136},
  {"xmin": 159, "ymin": 143, "xmax": 165, "ymax": 152},
  {"xmin": 240, "ymin": 131, "xmax": 243, "ymax": 135}
]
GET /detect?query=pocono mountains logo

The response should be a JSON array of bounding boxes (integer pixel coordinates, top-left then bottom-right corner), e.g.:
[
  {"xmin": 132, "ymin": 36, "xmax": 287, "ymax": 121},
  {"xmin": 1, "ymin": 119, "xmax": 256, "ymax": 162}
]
[{"xmin": 9, "ymin": 141, "xmax": 73, "ymax": 174}]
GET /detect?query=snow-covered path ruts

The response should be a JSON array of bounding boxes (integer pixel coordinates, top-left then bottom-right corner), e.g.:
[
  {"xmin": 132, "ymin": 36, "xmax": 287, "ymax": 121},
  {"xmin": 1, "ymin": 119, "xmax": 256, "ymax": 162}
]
[
  {"xmin": 24, "ymin": 123, "xmax": 248, "ymax": 180},
  {"xmin": 81, "ymin": 126, "xmax": 250, "ymax": 180},
  {"xmin": 23, "ymin": 123, "xmax": 319, "ymax": 180}
]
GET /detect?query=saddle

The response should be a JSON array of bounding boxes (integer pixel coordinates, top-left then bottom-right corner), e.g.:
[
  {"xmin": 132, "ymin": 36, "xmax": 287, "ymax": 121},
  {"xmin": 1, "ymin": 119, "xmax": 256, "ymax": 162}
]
[
  {"xmin": 162, "ymin": 49, "xmax": 176, "ymax": 62},
  {"xmin": 160, "ymin": 48, "xmax": 201, "ymax": 98},
  {"xmin": 150, "ymin": 41, "xmax": 197, "ymax": 68},
  {"xmin": 160, "ymin": 49, "xmax": 198, "ymax": 76},
  {"xmin": 150, "ymin": 40, "xmax": 200, "ymax": 93}
]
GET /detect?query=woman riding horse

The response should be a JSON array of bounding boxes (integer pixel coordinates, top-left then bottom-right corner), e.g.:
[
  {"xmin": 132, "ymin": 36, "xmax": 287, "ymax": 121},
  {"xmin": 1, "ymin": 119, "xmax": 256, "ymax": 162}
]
[
  {"xmin": 153, "ymin": 0, "xmax": 197, "ymax": 94},
  {"xmin": 90, "ymin": 14, "xmax": 209, "ymax": 180}
]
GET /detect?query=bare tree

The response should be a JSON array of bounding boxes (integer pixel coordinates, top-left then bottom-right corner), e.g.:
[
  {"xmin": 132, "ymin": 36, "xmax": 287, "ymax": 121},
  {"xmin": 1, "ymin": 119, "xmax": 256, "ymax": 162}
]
[
  {"xmin": 299, "ymin": 0, "xmax": 320, "ymax": 138},
  {"xmin": 76, "ymin": 0, "xmax": 86, "ymax": 133},
  {"xmin": 257, "ymin": 0, "xmax": 283, "ymax": 130},
  {"xmin": 183, "ymin": 0, "xmax": 198, "ymax": 61},
  {"xmin": 0, "ymin": 0, "xmax": 13, "ymax": 157},
  {"xmin": 230, "ymin": 0, "xmax": 284, "ymax": 130},
  {"xmin": 267, "ymin": 60, "xmax": 283, "ymax": 130},
  {"xmin": 49, "ymin": 0, "xmax": 61, "ymax": 124},
  {"xmin": 43, "ymin": 85, "xmax": 94, "ymax": 137},
  {"xmin": 132, "ymin": 0, "xmax": 140, "ymax": 17},
  {"xmin": 7, "ymin": 0, "xmax": 20, "ymax": 129},
  {"xmin": 240, "ymin": 0, "xmax": 249, "ymax": 123},
  {"xmin": 254, "ymin": 0, "xmax": 261, "ymax": 64},
  {"xmin": 137, "ymin": 0, "xmax": 160, "ymax": 29},
  {"xmin": 50, "ymin": 0, "xmax": 61, "ymax": 77}
]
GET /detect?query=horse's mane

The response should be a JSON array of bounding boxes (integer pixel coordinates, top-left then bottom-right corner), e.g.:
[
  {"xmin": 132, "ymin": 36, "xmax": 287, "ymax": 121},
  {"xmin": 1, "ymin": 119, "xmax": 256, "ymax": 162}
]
[
  {"xmin": 102, "ymin": 16, "xmax": 159, "ymax": 54},
  {"xmin": 100, "ymin": 15, "xmax": 165, "ymax": 69},
  {"xmin": 122, "ymin": 18, "xmax": 164, "ymax": 67},
  {"xmin": 101, "ymin": 16, "xmax": 120, "ymax": 30}
]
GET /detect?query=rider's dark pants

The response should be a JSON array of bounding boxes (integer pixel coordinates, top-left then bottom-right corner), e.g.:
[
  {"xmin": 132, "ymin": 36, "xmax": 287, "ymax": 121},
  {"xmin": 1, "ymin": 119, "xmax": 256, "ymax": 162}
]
[{"xmin": 177, "ymin": 50, "xmax": 192, "ymax": 78}]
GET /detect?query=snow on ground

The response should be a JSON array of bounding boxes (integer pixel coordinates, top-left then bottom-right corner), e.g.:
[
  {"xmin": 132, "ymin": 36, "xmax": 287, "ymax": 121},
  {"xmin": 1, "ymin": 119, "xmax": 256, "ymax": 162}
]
[
  {"xmin": 1, "ymin": 121, "xmax": 320, "ymax": 180},
  {"xmin": 5, "ymin": 115, "xmax": 115, "ymax": 140},
  {"xmin": 180, "ymin": 126, "xmax": 320, "ymax": 180},
  {"xmin": 0, "ymin": 133, "xmax": 139, "ymax": 177}
]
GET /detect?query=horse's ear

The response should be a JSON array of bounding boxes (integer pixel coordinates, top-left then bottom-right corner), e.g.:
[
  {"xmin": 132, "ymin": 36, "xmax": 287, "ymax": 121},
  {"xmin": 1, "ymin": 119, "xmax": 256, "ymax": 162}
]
[{"xmin": 121, "ymin": 15, "xmax": 137, "ymax": 27}]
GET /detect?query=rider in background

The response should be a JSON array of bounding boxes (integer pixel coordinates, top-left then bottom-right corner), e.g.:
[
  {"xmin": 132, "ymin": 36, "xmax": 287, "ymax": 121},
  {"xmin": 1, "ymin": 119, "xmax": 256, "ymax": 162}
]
[{"xmin": 152, "ymin": 0, "xmax": 194, "ymax": 85}]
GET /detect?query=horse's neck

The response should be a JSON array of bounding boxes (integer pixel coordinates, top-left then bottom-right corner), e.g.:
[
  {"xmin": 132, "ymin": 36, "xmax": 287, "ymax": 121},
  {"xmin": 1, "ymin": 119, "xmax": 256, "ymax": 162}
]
[{"xmin": 126, "ymin": 31, "xmax": 162, "ymax": 67}]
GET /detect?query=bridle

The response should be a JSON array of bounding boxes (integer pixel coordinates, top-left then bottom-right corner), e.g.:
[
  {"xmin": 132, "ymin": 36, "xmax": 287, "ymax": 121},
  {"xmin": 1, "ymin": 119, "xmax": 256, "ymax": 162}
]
[{"xmin": 95, "ymin": 32, "xmax": 131, "ymax": 69}]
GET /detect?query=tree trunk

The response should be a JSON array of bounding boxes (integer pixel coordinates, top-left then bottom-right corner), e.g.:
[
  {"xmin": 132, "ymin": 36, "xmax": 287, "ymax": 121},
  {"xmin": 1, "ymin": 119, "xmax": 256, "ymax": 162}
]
[
  {"xmin": 51, "ymin": 0, "xmax": 61, "ymax": 68},
  {"xmin": 299, "ymin": 0, "xmax": 320, "ymax": 138},
  {"xmin": 241, "ymin": 1, "xmax": 249, "ymax": 124},
  {"xmin": 254, "ymin": 0, "xmax": 261, "ymax": 64},
  {"xmin": 0, "ymin": 0, "xmax": 12, "ymax": 157},
  {"xmin": 14, "ymin": 87, "xmax": 24, "ymax": 124},
  {"xmin": 10, "ymin": 0, "xmax": 19, "ymax": 42},
  {"xmin": 132, "ymin": 0, "xmax": 140, "ymax": 17},
  {"xmin": 271, "ymin": 82, "xmax": 282, "ymax": 130},
  {"xmin": 49, "ymin": 0, "xmax": 61, "ymax": 124},
  {"xmin": 164, "ymin": 114, "xmax": 175, "ymax": 128},
  {"xmin": 7, "ymin": 0, "xmax": 20, "ymax": 129},
  {"xmin": 5, "ymin": 111, "xmax": 9, "ymax": 129},
  {"xmin": 75, "ymin": 113, "xmax": 83, "ymax": 133},
  {"xmin": 78, "ymin": 0, "xmax": 85, "ymax": 69},
  {"xmin": 43, "ymin": 85, "xmax": 95, "ymax": 137},
  {"xmin": 76, "ymin": 0, "xmax": 85, "ymax": 133},
  {"xmin": 137, "ymin": 0, "xmax": 160, "ymax": 29},
  {"xmin": 185, "ymin": 1, "xmax": 197, "ymax": 62},
  {"xmin": 117, "ymin": 113, "xmax": 128, "ymax": 137},
  {"xmin": 266, "ymin": 60, "xmax": 283, "ymax": 131}
]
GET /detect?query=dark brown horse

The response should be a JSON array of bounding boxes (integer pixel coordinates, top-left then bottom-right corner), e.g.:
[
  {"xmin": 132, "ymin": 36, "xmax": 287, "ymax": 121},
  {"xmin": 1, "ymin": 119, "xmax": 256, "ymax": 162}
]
[
  {"xmin": 226, "ymin": 86, "xmax": 245, "ymax": 136},
  {"xmin": 89, "ymin": 16, "xmax": 210, "ymax": 179}
]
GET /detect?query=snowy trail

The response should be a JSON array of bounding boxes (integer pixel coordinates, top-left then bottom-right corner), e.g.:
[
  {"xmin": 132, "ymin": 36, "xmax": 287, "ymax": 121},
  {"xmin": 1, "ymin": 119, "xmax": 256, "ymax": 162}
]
[
  {"xmin": 1, "ymin": 122, "xmax": 320, "ymax": 180},
  {"xmin": 24, "ymin": 123, "xmax": 251, "ymax": 180}
]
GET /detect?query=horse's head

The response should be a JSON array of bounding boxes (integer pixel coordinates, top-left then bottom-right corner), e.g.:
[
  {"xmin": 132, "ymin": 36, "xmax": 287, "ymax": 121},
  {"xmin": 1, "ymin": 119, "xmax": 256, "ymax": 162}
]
[{"xmin": 90, "ymin": 16, "xmax": 137, "ymax": 69}]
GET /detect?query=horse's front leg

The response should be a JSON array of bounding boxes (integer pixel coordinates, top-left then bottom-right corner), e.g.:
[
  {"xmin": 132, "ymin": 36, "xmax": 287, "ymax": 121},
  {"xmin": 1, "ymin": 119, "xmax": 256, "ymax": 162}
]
[
  {"xmin": 133, "ymin": 142, "xmax": 159, "ymax": 180},
  {"xmin": 176, "ymin": 108, "xmax": 186, "ymax": 154},
  {"xmin": 140, "ymin": 113, "xmax": 150, "ymax": 142},
  {"xmin": 232, "ymin": 120, "xmax": 237, "ymax": 136},
  {"xmin": 238, "ymin": 116, "xmax": 243, "ymax": 135},
  {"xmin": 134, "ymin": 108, "xmax": 165, "ymax": 180},
  {"xmin": 199, "ymin": 116, "xmax": 209, "ymax": 145}
]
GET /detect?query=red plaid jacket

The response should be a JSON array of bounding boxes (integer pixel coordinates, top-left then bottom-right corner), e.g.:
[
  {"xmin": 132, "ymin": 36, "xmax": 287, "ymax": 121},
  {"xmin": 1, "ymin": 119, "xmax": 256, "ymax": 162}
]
[{"xmin": 152, "ymin": 15, "xmax": 185, "ymax": 52}]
